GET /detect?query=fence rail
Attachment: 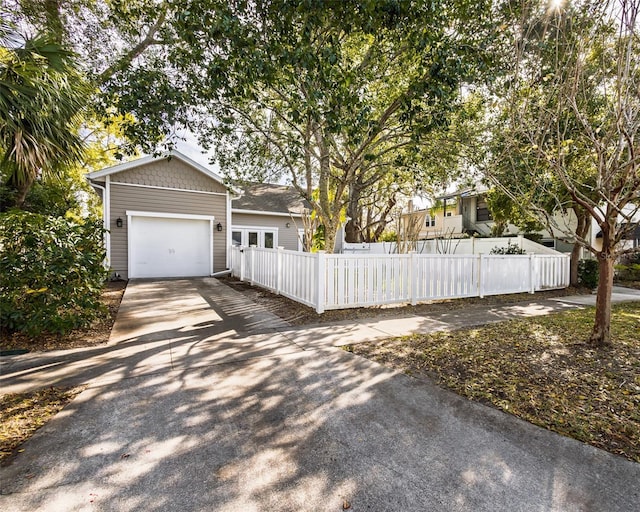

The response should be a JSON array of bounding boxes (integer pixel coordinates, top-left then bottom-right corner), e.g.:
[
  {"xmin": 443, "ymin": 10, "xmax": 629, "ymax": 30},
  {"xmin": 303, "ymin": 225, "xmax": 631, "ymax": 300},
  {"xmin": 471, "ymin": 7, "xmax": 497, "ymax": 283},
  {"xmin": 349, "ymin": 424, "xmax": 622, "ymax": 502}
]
[{"xmin": 230, "ymin": 246, "xmax": 570, "ymax": 313}]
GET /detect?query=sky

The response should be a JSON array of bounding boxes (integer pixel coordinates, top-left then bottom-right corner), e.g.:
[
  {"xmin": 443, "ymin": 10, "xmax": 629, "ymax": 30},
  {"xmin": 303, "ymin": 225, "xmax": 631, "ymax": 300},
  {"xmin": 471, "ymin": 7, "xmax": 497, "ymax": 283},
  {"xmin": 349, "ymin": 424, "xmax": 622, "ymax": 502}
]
[{"xmin": 174, "ymin": 130, "xmax": 221, "ymax": 174}]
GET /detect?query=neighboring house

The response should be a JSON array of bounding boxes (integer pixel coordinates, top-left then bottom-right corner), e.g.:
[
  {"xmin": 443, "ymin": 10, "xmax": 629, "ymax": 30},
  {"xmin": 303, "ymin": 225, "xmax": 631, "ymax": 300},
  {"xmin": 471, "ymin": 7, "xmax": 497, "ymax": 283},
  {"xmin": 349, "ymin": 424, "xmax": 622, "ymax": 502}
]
[
  {"xmin": 88, "ymin": 153, "xmax": 310, "ymax": 279},
  {"xmin": 401, "ymin": 199, "xmax": 461, "ymax": 240},
  {"xmin": 403, "ymin": 183, "xmax": 593, "ymax": 256},
  {"xmin": 232, "ymin": 183, "xmax": 309, "ymax": 252}
]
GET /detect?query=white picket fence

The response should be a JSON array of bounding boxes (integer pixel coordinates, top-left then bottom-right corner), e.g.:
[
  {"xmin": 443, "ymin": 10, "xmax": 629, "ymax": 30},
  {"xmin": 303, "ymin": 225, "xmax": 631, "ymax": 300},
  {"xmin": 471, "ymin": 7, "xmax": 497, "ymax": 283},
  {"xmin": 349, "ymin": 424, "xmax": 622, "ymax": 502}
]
[{"xmin": 230, "ymin": 246, "xmax": 570, "ymax": 313}]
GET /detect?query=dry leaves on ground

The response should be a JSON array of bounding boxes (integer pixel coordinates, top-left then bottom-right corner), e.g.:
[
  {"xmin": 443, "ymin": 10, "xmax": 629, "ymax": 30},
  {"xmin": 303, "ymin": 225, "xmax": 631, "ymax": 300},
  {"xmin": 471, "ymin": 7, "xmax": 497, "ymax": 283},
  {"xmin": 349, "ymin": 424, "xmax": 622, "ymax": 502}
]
[
  {"xmin": 0, "ymin": 386, "xmax": 85, "ymax": 462},
  {"xmin": 347, "ymin": 302, "xmax": 640, "ymax": 463}
]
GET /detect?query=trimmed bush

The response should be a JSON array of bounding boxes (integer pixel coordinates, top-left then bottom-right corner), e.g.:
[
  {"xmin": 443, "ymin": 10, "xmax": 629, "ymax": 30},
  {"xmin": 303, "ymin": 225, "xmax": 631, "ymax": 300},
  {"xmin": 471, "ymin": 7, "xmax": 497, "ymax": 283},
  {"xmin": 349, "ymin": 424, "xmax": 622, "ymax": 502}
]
[
  {"xmin": 0, "ymin": 211, "xmax": 108, "ymax": 336},
  {"xmin": 490, "ymin": 241, "xmax": 526, "ymax": 254},
  {"xmin": 577, "ymin": 259, "xmax": 599, "ymax": 289}
]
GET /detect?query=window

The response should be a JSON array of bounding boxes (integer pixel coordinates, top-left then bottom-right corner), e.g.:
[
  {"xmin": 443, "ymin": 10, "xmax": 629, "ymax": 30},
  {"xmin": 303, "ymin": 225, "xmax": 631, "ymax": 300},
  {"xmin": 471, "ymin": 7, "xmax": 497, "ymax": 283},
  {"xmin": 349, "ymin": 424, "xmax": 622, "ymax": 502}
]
[
  {"xmin": 476, "ymin": 197, "xmax": 492, "ymax": 222},
  {"xmin": 425, "ymin": 215, "xmax": 436, "ymax": 227},
  {"xmin": 231, "ymin": 227, "xmax": 278, "ymax": 249}
]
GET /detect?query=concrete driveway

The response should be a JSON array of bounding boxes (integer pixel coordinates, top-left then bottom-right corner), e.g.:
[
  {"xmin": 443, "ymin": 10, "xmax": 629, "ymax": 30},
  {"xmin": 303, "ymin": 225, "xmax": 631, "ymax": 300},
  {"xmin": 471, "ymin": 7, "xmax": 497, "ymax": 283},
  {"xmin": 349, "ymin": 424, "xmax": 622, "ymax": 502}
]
[{"xmin": 1, "ymin": 279, "xmax": 638, "ymax": 511}]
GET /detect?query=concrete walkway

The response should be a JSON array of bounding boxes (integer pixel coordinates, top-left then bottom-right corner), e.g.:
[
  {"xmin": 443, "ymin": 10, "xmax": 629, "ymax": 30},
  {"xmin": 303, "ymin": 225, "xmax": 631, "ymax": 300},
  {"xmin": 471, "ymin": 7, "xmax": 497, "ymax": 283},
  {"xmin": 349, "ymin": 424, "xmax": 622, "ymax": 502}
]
[{"xmin": 1, "ymin": 279, "xmax": 639, "ymax": 511}]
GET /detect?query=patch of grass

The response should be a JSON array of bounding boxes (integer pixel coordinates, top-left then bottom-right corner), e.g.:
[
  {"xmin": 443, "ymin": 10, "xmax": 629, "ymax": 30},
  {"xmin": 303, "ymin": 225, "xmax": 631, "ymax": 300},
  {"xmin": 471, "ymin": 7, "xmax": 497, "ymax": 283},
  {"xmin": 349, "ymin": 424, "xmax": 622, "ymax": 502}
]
[
  {"xmin": 349, "ymin": 302, "xmax": 640, "ymax": 462},
  {"xmin": 0, "ymin": 386, "xmax": 85, "ymax": 462}
]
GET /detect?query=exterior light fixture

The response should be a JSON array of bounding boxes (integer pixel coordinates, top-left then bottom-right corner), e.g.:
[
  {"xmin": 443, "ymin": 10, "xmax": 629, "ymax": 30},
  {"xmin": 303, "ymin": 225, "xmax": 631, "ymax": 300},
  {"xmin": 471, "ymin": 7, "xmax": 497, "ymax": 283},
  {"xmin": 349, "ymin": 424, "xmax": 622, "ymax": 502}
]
[
  {"xmin": 116, "ymin": 217, "xmax": 123, "ymax": 228},
  {"xmin": 216, "ymin": 222, "xmax": 223, "ymax": 232},
  {"xmin": 286, "ymin": 222, "xmax": 291, "ymax": 228}
]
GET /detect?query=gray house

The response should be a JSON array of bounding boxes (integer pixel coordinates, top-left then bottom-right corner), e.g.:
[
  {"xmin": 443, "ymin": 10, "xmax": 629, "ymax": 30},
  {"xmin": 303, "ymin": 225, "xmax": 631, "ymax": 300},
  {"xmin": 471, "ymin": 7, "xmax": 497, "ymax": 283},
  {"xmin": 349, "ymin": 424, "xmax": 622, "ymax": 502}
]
[
  {"xmin": 232, "ymin": 183, "xmax": 308, "ymax": 252},
  {"xmin": 88, "ymin": 152, "xmax": 308, "ymax": 279}
]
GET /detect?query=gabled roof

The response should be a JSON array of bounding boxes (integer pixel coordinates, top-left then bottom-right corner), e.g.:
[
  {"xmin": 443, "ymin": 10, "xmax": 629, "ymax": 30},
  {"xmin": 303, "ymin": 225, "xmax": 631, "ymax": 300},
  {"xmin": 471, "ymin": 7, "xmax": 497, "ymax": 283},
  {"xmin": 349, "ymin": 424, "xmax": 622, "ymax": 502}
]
[
  {"xmin": 86, "ymin": 150, "xmax": 225, "ymax": 185},
  {"xmin": 436, "ymin": 181, "xmax": 489, "ymax": 201},
  {"xmin": 232, "ymin": 183, "xmax": 310, "ymax": 215}
]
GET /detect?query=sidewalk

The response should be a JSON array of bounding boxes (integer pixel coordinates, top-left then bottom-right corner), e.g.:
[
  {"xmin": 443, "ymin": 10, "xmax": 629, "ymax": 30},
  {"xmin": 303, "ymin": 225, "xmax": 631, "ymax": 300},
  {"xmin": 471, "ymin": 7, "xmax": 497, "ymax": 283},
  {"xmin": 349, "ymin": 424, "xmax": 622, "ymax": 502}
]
[
  {"xmin": 272, "ymin": 285, "xmax": 640, "ymax": 349},
  {"xmin": 2, "ymin": 283, "xmax": 639, "ymax": 394}
]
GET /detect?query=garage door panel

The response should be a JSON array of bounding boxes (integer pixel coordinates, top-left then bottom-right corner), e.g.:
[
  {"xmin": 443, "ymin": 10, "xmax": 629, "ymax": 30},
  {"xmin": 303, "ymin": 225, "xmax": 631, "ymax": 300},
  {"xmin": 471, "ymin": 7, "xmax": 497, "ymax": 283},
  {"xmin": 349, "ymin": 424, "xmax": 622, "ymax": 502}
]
[{"xmin": 130, "ymin": 216, "xmax": 211, "ymax": 278}]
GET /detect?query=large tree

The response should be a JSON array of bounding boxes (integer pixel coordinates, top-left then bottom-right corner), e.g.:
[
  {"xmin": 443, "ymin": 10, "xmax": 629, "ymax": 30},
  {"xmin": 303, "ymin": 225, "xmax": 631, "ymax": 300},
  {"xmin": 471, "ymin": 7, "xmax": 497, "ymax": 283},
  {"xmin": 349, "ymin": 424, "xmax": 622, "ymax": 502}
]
[
  {"xmin": 0, "ymin": 24, "xmax": 89, "ymax": 208},
  {"xmin": 488, "ymin": 0, "xmax": 640, "ymax": 345},
  {"xmin": 197, "ymin": 1, "xmax": 496, "ymax": 251}
]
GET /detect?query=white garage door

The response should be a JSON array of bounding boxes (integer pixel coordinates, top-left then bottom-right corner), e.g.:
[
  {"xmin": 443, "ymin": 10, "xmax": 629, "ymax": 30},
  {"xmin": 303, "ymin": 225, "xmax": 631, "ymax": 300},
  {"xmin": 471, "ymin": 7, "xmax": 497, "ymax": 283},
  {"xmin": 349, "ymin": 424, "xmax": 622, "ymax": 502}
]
[{"xmin": 129, "ymin": 215, "xmax": 212, "ymax": 278}]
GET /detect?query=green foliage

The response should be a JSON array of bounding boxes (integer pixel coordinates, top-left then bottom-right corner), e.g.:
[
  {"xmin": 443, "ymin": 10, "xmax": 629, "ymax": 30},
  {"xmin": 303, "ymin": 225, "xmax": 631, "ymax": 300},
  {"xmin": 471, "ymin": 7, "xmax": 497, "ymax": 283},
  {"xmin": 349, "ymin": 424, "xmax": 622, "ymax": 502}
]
[
  {"xmin": 0, "ymin": 211, "xmax": 108, "ymax": 336},
  {"xmin": 615, "ymin": 253, "xmax": 640, "ymax": 282},
  {"xmin": 379, "ymin": 231, "xmax": 398, "ymax": 242},
  {"xmin": 0, "ymin": 29, "xmax": 90, "ymax": 207},
  {"xmin": 578, "ymin": 259, "xmax": 599, "ymax": 289},
  {"xmin": 485, "ymin": 188, "xmax": 543, "ymax": 236},
  {"xmin": 490, "ymin": 241, "xmax": 526, "ymax": 255}
]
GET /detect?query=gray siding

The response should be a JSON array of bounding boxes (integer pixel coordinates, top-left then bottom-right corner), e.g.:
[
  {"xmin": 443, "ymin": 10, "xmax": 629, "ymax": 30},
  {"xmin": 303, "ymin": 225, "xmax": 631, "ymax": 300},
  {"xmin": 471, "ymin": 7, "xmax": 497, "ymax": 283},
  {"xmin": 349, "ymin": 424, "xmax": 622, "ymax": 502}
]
[
  {"xmin": 110, "ymin": 183, "xmax": 228, "ymax": 278},
  {"xmin": 232, "ymin": 212, "xmax": 301, "ymax": 251},
  {"xmin": 112, "ymin": 158, "xmax": 227, "ymax": 194}
]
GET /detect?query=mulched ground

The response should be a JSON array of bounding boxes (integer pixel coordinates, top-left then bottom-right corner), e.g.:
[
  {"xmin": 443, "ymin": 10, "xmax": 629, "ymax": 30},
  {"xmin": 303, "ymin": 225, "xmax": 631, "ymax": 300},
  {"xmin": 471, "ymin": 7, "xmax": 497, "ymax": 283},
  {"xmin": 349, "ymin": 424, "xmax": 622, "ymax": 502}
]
[
  {"xmin": 219, "ymin": 275, "xmax": 590, "ymax": 326},
  {"xmin": 0, "ymin": 280, "xmax": 127, "ymax": 353}
]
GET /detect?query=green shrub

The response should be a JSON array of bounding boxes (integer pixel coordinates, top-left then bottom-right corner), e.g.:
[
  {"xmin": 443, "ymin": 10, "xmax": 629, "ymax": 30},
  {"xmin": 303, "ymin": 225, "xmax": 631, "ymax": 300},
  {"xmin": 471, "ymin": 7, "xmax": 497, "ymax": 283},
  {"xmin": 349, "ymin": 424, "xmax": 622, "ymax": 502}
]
[
  {"xmin": 490, "ymin": 241, "xmax": 526, "ymax": 254},
  {"xmin": 578, "ymin": 259, "xmax": 599, "ymax": 289},
  {"xmin": 0, "ymin": 211, "xmax": 108, "ymax": 336},
  {"xmin": 615, "ymin": 263, "xmax": 640, "ymax": 281}
]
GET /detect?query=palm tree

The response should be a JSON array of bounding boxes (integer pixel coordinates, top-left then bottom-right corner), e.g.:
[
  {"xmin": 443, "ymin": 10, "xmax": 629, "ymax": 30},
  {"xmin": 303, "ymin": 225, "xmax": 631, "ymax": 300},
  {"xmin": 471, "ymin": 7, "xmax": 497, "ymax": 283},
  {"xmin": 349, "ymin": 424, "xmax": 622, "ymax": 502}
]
[{"xmin": 0, "ymin": 23, "xmax": 89, "ymax": 209}]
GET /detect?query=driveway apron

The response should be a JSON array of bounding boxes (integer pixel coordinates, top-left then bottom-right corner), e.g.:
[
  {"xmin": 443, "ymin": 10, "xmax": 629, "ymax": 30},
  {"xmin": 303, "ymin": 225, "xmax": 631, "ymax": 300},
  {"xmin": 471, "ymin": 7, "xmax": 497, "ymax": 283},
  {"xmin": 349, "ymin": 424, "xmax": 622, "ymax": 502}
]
[{"xmin": 1, "ymin": 278, "xmax": 638, "ymax": 512}]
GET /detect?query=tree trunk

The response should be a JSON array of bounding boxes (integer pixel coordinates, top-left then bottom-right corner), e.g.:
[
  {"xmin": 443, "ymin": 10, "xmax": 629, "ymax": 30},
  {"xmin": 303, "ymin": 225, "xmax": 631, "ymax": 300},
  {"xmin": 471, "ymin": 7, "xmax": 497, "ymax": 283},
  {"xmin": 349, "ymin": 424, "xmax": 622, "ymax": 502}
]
[
  {"xmin": 570, "ymin": 243, "xmax": 582, "ymax": 287},
  {"xmin": 324, "ymin": 223, "xmax": 337, "ymax": 254},
  {"xmin": 345, "ymin": 183, "xmax": 363, "ymax": 243},
  {"xmin": 344, "ymin": 219, "xmax": 362, "ymax": 243},
  {"xmin": 13, "ymin": 175, "xmax": 35, "ymax": 209},
  {"xmin": 570, "ymin": 209, "xmax": 589, "ymax": 286},
  {"xmin": 589, "ymin": 254, "xmax": 614, "ymax": 346}
]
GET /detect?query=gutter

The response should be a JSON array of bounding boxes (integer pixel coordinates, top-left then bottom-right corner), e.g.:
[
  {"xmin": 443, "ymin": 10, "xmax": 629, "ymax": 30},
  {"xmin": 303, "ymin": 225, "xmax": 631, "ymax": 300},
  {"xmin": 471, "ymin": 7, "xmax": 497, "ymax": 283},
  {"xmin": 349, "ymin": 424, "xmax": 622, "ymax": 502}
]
[{"xmin": 88, "ymin": 179, "xmax": 110, "ymax": 269}]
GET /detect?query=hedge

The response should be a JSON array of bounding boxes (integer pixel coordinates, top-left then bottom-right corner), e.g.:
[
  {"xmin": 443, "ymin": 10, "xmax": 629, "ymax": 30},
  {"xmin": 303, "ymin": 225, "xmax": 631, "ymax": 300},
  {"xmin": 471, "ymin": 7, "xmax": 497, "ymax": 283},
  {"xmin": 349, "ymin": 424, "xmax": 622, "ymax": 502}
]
[{"xmin": 0, "ymin": 211, "xmax": 108, "ymax": 336}]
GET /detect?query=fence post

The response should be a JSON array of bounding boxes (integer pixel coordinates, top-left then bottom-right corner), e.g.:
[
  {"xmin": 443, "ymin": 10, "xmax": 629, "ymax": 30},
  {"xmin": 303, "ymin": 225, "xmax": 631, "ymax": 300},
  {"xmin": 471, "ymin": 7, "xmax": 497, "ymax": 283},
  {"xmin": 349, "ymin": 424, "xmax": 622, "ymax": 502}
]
[
  {"xmin": 478, "ymin": 253, "xmax": 484, "ymax": 298},
  {"xmin": 316, "ymin": 251, "xmax": 326, "ymax": 314},
  {"xmin": 240, "ymin": 247, "xmax": 246, "ymax": 282},
  {"xmin": 249, "ymin": 246, "xmax": 255, "ymax": 286},
  {"xmin": 276, "ymin": 246, "xmax": 284, "ymax": 295},
  {"xmin": 409, "ymin": 251, "xmax": 417, "ymax": 305},
  {"xmin": 529, "ymin": 253, "xmax": 536, "ymax": 294}
]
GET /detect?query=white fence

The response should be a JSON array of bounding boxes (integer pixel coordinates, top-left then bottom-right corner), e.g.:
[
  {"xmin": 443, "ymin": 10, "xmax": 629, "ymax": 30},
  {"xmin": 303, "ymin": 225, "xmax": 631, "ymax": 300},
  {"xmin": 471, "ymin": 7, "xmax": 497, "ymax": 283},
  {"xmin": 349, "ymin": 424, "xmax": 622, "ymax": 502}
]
[
  {"xmin": 230, "ymin": 246, "xmax": 570, "ymax": 313},
  {"xmin": 342, "ymin": 235, "xmax": 560, "ymax": 255}
]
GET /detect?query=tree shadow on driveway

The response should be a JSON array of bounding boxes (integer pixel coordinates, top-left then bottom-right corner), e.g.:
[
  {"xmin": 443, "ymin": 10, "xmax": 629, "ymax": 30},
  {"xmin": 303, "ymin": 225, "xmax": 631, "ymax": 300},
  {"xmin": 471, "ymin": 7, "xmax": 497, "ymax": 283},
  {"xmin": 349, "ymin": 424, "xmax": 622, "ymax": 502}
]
[{"xmin": 1, "ymin": 279, "xmax": 638, "ymax": 511}]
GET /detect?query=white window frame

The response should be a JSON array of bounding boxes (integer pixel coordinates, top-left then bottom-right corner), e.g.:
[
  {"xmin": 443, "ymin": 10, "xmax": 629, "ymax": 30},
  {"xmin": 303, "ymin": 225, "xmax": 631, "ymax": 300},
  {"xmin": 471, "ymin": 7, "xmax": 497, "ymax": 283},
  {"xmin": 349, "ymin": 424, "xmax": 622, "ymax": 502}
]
[
  {"xmin": 425, "ymin": 215, "xmax": 436, "ymax": 227},
  {"xmin": 231, "ymin": 226, "xmax": 278, "ymax": 249}
]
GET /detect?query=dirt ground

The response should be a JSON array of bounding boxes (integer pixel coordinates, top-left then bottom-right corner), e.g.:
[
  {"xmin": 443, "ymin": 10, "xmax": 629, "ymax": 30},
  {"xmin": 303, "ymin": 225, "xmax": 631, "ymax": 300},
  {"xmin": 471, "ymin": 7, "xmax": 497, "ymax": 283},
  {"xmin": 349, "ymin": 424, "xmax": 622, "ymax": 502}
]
[
  {"xmin": 1, "ymin": 281, "xmax": 127, "ymax": 353},
  {"xmin": 219, "ymin": 276, "xmax": 590, "ymax": 326}
]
